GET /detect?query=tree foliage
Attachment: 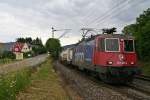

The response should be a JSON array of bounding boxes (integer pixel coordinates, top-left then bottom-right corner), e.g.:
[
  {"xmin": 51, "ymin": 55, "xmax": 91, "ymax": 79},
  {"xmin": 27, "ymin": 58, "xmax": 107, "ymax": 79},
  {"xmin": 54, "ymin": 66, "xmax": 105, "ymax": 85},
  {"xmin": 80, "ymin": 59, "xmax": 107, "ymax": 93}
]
[
  {"xmin": 16, "ymin": 37, "xmax": 46, "ymax": 56},
  {"xmin": 45, "ymin": 38, "xmax": 61, "ymax": 59},
  {"xmin": 1, "ymin": 51, "xmax": 15, "ymax": 59},
  {"xmin": 122, "ymin": 8, "xmax": 150, "ymax": 61}
]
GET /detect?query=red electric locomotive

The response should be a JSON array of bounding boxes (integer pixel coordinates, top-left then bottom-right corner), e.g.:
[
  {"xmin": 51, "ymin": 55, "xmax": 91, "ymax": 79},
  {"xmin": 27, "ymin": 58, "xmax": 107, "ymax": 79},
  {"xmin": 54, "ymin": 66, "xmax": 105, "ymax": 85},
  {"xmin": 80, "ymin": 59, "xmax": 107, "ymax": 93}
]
[{"xmin": 72, "ymin": 28, "xmax": 141, "ymax": 84}]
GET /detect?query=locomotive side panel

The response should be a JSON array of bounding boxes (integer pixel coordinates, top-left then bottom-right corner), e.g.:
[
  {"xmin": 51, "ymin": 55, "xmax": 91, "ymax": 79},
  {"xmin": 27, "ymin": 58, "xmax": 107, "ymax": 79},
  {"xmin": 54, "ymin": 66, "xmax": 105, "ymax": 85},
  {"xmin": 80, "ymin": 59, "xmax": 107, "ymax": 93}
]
[
  {"xmin": 72, "ymin": 40, "xmax": 95, "ymax": 70},
  {"xmin": 84, "ymin": 40, "xmax": 95, "ymax": 65}
]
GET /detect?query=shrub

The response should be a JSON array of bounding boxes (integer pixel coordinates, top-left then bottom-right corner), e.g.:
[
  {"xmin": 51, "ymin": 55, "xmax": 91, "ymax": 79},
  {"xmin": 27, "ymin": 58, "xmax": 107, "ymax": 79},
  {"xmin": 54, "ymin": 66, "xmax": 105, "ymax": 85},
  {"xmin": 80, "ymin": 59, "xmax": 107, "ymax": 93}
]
[
  {"xmin": 1, "ymin": 51, "xmax": 15, "ymax": 59},
  {"xmin": 23, "ymin": 51, "xmax": 33, "ymax": 58},
  {"xmin": 0, "ymin": 69, "xmax": 31, "ymax": 100}
]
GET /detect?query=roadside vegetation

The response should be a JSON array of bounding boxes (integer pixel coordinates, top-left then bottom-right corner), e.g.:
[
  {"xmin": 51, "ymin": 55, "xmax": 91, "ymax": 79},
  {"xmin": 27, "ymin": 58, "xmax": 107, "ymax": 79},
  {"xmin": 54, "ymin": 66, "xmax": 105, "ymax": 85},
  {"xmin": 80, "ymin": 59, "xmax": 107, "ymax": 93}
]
[
  {"xmin": 17, "ymin": 58, "xmax": 70, "ymax": 100},
  {"xmin": 46, "ymin": 38, "xmax": 61, "ymax": 59},
  {"xmin": 0, "ymin": 58, "xmax": 45, "ymax": 100},
  {"xmin": 139, "ymin": 62, "xmax": 150, "ymax": 76},
  {"xmin": 122, "ymin": 8, "xmax": 150, "ymax": 75},
  {"xmin": 0, "ymin": 58, "xmax": 14, "ymax": 65},
  {"xmin": 0, "ymin": 57, "xmax": 69, "ymax": 100},
  {"xmin": 0, "ymin": 51, "xmax": 15, "ymax": 65},
  {"xmin": 0, "ymin": 68, "xmax": 31, "ymax": 100}
]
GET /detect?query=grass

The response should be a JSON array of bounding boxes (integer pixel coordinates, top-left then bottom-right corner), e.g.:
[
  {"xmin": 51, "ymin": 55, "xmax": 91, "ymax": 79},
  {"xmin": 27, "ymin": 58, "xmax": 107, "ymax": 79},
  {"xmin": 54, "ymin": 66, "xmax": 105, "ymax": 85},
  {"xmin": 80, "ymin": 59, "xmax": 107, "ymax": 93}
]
[
  {"xmin": 0, "ymin": 58, "xmax": 70, "ymax": 100},
  {"xmin": 17, "ymin": 59, "xmax": 70, "ymax": 100},
  {"xmin": 0, "ymin": 69, "xmax": 31, "ymax": 100},
  {"xmin": 0, "ymin": 58, "xmax": 14, "ymax": 65},
  {"xmin": 140, "ymin": 61, "xmax": 150, "ymax": 76}
]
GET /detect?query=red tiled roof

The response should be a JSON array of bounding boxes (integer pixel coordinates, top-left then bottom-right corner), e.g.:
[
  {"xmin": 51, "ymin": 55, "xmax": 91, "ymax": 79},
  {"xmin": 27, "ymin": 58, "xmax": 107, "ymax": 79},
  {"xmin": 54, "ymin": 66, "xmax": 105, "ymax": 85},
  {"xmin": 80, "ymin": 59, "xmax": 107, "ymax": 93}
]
[{"xmin": 12, "ymin": 42, "xmax": 25, "ymax": 52}]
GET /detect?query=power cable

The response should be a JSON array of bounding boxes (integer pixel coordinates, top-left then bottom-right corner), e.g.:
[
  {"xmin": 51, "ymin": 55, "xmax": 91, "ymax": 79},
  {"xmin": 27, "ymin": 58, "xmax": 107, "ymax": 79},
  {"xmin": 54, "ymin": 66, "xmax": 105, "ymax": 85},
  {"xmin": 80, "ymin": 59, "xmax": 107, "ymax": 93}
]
[{"xmin": 85, "ymin": 0, "xmax": 131, "ymax": 27}]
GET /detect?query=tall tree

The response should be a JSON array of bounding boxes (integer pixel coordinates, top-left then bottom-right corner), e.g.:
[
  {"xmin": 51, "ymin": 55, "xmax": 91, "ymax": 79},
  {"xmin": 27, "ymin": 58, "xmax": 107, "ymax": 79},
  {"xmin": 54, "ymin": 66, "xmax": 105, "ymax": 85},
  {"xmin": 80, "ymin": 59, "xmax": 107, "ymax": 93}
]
[
  {"xmin": 16, "ymin": 38, "xmax": 26, "ymax": 43},
  {"xmin": 32, "ymin": 37, "xmax": 43, "ymax": 45},
  {"xmin": 122, "ymin": 8, "xmax": 150, "ymax": 61},
  {"xmin": 45, "ymin": 38, "xmax": 61, "ymax": 59},
  {"xmin": 25, "ymin": 37, "xmax": 32, "ymax": 44}
]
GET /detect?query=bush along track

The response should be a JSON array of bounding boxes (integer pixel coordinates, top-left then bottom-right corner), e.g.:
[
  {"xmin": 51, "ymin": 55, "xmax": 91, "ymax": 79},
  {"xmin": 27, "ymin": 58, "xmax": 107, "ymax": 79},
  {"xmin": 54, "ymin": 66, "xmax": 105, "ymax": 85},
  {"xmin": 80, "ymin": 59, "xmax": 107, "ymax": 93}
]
[
  {"xmin": 16, "ymin": 59, "xmax": 70, "ymax": 100},
  {"xmin": 0, "ymin": 60, "xmax": 46, "ymax": 100},
  {"xmin": 0, "ymin": 68, "xmax": 31, "ymax": 100}
]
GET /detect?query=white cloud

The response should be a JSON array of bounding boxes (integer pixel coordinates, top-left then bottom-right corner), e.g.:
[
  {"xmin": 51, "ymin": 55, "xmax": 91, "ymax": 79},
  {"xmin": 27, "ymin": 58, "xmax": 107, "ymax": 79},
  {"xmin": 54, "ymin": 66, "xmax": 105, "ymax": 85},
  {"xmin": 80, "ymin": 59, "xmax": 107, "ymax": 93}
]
[{"xmin": 0, "ymin": 0, "xmax": 149, "ymax": 45}]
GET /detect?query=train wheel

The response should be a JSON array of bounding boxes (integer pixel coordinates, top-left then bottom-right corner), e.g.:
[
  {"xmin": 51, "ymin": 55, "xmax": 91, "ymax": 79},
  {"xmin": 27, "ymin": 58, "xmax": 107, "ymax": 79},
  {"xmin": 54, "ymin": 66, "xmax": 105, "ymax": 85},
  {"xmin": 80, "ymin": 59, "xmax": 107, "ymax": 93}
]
[
  {"xmin": 99, "ymin": 73, "xmax": 110, "ymax": 83},
  {"xmin": 99, "ymin": 73, "xmax": 121, "ymax": 84}
]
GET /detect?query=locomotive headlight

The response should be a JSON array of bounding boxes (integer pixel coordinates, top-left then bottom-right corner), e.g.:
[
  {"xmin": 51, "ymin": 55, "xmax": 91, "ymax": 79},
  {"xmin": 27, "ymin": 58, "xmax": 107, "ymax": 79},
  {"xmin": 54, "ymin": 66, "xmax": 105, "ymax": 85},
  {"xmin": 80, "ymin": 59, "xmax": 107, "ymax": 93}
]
[
  {"xmin": 107, "ymin": 61, "xmax": 113, "ymax": 65},
  {"xmin": 130, "ymin": 61, "xmax": 135, "ymax": 65},
  {"xmin": 120, "ymin": 39, "xmax": 124, "ymax": 41}
]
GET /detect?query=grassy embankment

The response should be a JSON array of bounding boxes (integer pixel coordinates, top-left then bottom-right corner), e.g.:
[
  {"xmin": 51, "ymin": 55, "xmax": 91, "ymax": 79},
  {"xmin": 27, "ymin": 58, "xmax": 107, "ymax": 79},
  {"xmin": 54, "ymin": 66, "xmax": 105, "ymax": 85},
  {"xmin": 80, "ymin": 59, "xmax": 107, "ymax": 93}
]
[
  {"xmin": 17, "ymin": 59, "xmax": 70, "ymax": 100},
  {"xmin": 140, "ymin": 61, "xmax": 150, "ymax": 76},
  {"xmin": 0, "ymin": 58, "xmax": 14, "ymax": 65},
  {"xmin": 0, "ymin": 58, "xmax": 69, "ymax": 100},
  {"xmin": 0, "ymin": 68, "xmax": 31, "ymax": 100}
]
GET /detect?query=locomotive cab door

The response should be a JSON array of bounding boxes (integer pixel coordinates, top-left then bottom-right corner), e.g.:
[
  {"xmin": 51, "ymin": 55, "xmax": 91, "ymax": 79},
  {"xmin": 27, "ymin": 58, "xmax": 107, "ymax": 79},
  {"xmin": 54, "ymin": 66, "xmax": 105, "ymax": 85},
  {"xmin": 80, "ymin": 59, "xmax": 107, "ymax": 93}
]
[{"xmin": 93, "ymin": 37, "xmax": 105, "ymax": 65}]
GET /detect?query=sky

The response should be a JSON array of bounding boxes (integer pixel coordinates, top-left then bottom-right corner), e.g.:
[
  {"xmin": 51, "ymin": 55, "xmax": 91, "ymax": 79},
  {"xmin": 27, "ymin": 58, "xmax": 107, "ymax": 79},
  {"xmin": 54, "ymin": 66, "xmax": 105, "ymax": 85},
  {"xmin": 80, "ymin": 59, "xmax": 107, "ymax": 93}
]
[{"xmin": 0, "ymin": 0, "xmax": 149, "ymax": 46}]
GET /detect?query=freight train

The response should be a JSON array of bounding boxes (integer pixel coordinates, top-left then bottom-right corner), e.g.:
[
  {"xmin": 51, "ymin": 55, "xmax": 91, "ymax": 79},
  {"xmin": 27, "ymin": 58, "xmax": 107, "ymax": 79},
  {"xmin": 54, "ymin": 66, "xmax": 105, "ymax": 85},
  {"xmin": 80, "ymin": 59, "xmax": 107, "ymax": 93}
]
[{"xmin": 60, "ymin": 29, "xmax": 141, "ymax": 84}]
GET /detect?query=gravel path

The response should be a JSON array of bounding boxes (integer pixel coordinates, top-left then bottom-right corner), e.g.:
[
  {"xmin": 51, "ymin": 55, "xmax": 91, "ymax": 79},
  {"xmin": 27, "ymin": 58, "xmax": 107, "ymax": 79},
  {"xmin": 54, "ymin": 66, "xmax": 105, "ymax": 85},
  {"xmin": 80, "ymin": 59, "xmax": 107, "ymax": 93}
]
[{"xmin": 0, "ymin": 54, "xmax": 48, "ymax": 75}]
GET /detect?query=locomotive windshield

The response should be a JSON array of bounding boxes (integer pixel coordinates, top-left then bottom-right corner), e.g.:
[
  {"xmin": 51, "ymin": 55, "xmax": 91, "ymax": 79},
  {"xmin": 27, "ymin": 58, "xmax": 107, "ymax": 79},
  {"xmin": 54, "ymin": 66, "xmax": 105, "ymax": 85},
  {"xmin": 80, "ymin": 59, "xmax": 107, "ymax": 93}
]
[
  {"xmin": 124, "ymin": 40, "xmax": 134, "ymax": 52},
  {"xmin": 105, "ymin": 38, "xmax": 119, "ymax": 52}
]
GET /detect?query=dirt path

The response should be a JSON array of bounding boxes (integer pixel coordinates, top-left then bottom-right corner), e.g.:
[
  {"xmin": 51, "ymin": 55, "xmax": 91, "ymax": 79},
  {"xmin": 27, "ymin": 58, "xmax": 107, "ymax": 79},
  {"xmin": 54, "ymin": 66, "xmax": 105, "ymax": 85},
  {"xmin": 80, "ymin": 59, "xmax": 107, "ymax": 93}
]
[
  {"xmin": 16, "ymin": 60, "xmax": 71, "ymax": 100},
  {"xmin": 0, "ymin": 54, "xmax": 47, "ymax": 75}
]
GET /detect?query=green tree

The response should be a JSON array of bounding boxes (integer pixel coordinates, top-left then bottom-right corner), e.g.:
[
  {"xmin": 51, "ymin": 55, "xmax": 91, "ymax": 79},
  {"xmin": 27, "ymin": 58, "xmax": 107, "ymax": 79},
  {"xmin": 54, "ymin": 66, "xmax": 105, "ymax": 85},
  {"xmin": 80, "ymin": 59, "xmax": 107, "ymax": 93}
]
[
  {"xmin": 45, "ymin": 38, "xmax": 61, "ymax": 59},
  {"xmin": 122, "ymin": 8, "xmax": 150, "ymax": 61},
  {"xmin": 2, "ymin": 51, "xmax": 15, "ymax": 59},
  {"xmin": 25, "ymin": 37, "xmax": 32, "ymax": 44},
  {"xmin": 31, "ymin": 37, "xmax": 46, "ymax": 55},
  {"xmin": 32, "ymin": 37, "xmax": 43, "ymax": 45},
  {"xmin": 16, "ymin": 38, "xmax": 26, "ymax": 43},
  {"xmin": 17, "ymin": 37, "xmax": 32, "ymax": 44}
]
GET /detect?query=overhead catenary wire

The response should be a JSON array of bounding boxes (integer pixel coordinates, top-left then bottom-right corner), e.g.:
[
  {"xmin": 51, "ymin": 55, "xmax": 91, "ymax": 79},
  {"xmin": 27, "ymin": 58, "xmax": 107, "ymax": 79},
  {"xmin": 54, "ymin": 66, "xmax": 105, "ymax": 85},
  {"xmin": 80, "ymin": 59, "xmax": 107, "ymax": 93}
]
[
  {"xmin": 95, "ymin": 0, "xmax": 145, "ymax": 27},
  {"xmin": 83, "ymin": 0, "xmax": 127, "ymax": 27},
  {"xmin": 85, "ymin": 0, "xmax": 131, "ymax": 27},
  {"xmin": 58, "ymin": 29, "xmax": 72, "ymax": 39}
]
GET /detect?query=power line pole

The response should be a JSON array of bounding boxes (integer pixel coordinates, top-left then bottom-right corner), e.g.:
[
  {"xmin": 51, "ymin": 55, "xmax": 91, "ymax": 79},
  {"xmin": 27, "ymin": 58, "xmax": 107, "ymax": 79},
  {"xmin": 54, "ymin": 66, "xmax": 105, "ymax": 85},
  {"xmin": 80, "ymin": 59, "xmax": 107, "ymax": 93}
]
[{"xmin": 51, "ymin": 27, "xmax": 56, "ymax": 38}]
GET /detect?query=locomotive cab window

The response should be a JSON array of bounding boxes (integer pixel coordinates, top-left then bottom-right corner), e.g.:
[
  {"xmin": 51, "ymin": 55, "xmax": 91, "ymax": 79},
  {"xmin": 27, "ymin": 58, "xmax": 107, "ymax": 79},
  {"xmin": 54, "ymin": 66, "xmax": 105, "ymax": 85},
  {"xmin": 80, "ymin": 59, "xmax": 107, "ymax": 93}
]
[
  {"xmin": 124, "ymin": 40, "xmax": 134, "ymax": 52},
  {"xmin": 105, "ymin": 38, "xmax": 119, "ymax": 52},
  {"xmin": 98, "ymin": 38, "xmax": 105, "ymax": 51}
]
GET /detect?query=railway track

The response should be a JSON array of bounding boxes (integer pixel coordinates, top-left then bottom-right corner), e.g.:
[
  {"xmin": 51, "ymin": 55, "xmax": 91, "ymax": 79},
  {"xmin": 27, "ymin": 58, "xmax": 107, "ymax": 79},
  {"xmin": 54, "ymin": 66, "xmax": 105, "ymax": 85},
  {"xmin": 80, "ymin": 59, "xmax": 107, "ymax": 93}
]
[
  {"xmin": 135, "ymin": 75, "xmax": 150, "ymax": 82},
  {"xmin": 54, "ymin": 62, "xmax": 150, "ymax": 100},
  {"xmin": 129, "ymin": 75, "xmax": 150, "ymax": 95}
]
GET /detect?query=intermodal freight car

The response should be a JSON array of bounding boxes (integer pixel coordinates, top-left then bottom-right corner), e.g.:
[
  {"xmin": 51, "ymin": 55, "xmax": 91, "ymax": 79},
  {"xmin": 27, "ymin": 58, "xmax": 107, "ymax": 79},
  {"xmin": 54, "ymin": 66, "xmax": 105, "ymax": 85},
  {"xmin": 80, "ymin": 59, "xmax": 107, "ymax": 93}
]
[{"xmin": 60, "ymin": 48, "xmax": 73, "ymax": 65}]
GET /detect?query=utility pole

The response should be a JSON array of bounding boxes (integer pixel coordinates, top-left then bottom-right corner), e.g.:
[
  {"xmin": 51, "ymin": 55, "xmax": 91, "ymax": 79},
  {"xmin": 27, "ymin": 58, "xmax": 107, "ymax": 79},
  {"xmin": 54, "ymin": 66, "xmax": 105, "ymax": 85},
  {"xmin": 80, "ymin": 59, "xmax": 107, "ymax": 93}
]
[{"xmin": 51, "ymin": 27, "xmax": 56, "ymax": 38}]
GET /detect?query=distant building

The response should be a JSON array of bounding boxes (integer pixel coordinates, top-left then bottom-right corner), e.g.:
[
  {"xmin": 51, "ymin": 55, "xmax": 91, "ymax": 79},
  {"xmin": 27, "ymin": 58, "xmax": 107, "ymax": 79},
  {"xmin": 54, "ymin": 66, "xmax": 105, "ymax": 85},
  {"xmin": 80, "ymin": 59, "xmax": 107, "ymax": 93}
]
[
  {"xmin": 0, "ymin": 42, "xmax": 15, "ymax": 53},
  {"xmin": 12, "ymin": 42, "xmax": 32, "ymax": 53},
  {"xmin": 12, "ymin": 42, "xmax": 32, "ymax": 60}
]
